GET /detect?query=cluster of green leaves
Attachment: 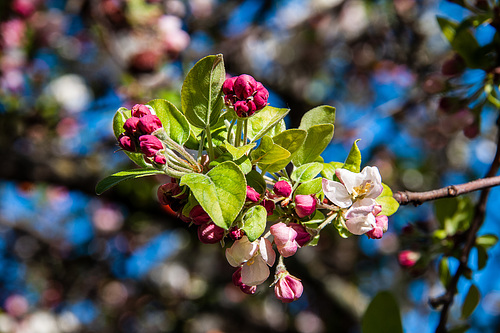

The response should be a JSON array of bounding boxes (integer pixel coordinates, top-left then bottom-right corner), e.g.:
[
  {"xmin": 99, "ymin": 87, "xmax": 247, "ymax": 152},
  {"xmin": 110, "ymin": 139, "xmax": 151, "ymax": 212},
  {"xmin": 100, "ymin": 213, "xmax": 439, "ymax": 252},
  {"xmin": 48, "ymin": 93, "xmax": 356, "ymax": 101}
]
[{"xmin": 97, "ymin": 54, "xmax": 400, "ymax": 244}]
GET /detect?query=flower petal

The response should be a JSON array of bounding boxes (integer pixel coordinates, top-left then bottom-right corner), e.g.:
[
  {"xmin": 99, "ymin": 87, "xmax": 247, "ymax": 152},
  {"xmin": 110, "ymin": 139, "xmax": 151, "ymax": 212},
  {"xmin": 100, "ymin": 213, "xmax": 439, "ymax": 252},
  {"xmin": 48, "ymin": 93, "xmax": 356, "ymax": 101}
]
[
  {"xmin": 322, "ymin": 179, "xmax": 352, "ymax": 208},
  {"xmin": 336, "ymin": 168, "xmax": 365, "ymax": 194},
  {"xmin": 241, "ymin": 256, "xmax": 270, "ymax": 286},
  {"xmin": 225, "ymin": 236, "xmax": 258, "ymax": 267},
  {"xmin": 345, "ymin": 213, "xmax": 376, "ymax": 235},
  {"xmin": 345, "ymin": 198, "xmax": 377, "ymax": 219},
  {"xmin": 258, "ymin": 238, "xmax": 276, "ymax": 267},
  {"xmin": 361, "ymin": 166, "xmax": 384, "ymax": 198}
]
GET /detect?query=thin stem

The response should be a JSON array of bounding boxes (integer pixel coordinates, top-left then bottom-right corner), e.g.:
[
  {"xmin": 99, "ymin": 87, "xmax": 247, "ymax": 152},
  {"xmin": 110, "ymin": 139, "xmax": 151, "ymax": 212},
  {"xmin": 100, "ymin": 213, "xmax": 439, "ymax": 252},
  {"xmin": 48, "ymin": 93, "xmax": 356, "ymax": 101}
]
[
  {"xmin": 243, "ymin": 119, "xmax": 248, "ymax": 145},
  {"xmin": 227, "ymin": 117, "xmax": 236, "ymax": 145},
  {"xmin": 164, "ymin": 149, "xmax": 194, "ymax": 170},
  {"xmin": 198, "ymin": 131, "xmax": 206, "ymax": 160},
  {"xmin": 235, "ymin": 120, "xmax": 243, "ymax": 147}
]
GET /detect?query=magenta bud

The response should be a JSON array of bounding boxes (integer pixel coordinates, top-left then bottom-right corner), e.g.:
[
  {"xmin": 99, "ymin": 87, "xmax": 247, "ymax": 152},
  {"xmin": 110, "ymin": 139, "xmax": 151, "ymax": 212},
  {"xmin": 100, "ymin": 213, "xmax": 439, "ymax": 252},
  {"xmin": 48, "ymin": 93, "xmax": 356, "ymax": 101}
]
[
  {"xmin": 153, "ymin": 153, "xmax": 166, "ymax": 165},
  {"xmin": 137, "ymin": 114, "xmax": 162, "ymax": 134},
  {"xmin": 366, "ymin": 215, "xmax": 388, "ymax": 239},
  {"xmin": 441, "ymin": 54, "xmax": 465, "ymax": 76},
  {"xmin": 273, "ymin": 180, "xmax": 292, "ymax": 198},
  {"xmin": 289, "ymin": 223, "xmax": 311, "ymax": 247},
  {"xmin": 222, "ymin": 77, "xmax": 236, "ymax": 95},
  {"xmin": 139, "ymin": 135, "xmax": 163, "ymax": 157},
  {"xmin": 234, "ymin": 74, "xmax": 257, "ymax": 100},
  {"xmin": 131, "ymin": 104, "xmax": 151, "ymax": 118},
  {"xmin": 260, "ymin": 199, "xmax": 275, "ymax": 216},
  {"xmin": 253, "ymin": 82, "xmax": 269, "ymax": 110},
  {"xmin": 118, "ymin": 134, "xmax": 136, "ymax": 152},
  {"xmin": 197, "ymin": 222, "xmax": 225, "ymax": 244},
  {"xmin": 229, "ymin": 227, "xmax": 244, "ymax": 240},
  {"xmin": 398, "ymin": 250, "xmax": 420, "ymax": 267},
  {"xmin": 294, "ymin": 195, "xmax": 316, "ymax": 218},
  {"xmin": 274, "ymin": 272, "xmax": 303, "ymax": 303},
  {"xmin": 189, "ymin": 205, "xmax": 211, "ymax": 225},
  {"xmin": 246, "ymin": 186, "xmax": 261, "ymax": 202},
  {"xmin": 232, "ymin": 267, "xmax": 243, "ymax": 287},
  {"xmin": 123, "ymin": 117, "xmax": 140, "ymax": 134},
  {"xmin": 235, "ymin": 100, "xmax": 256, "ymax": 118},
  {"xmin": 240, "ymin": 284, "xmax": 257, "ymax": 295},
  {"xmin": 270, "ymin": 222, "xmax": 298, "ymax": 258},
  {"xmin": 463, "ymin": 123, "xmax": 479, "ymax": 139},
  {"xmin": 157, "ymin": 182, "xmax": 183, "ymax": 206}
]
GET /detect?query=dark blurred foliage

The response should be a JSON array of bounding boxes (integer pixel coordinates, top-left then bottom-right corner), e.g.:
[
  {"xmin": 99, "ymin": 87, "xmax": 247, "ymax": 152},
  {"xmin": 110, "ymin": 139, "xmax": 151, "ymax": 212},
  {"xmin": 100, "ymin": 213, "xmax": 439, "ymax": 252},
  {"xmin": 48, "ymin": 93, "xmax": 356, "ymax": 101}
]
[{"xmin": 1, "ymin": 0, "xmax": 500, "ymax": 332}]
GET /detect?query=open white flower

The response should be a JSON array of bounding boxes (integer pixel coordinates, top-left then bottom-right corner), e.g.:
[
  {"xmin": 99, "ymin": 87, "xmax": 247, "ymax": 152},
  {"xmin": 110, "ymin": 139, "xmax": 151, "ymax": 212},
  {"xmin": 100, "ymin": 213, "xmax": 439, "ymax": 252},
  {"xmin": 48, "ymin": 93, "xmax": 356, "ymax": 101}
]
[
  {"xmin": 322, "ymin": 166, "xmax": 383, "ymax": 208},
  {"xmin": 344, "ymin": 198, "xmax": 378, "ymax": 235},
  {"xmin": 226, "ymin": 236, "xmax": 276, "ymax": 286}
]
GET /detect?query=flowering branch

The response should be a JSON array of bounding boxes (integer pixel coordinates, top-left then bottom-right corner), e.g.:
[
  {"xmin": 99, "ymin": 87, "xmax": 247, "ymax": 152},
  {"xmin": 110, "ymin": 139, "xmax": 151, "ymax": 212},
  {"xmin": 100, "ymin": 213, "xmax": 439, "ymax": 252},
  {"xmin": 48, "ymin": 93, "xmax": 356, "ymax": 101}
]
[{"xmin": 393, "ymin": 175, "xmax": 500, "ymax": 206}]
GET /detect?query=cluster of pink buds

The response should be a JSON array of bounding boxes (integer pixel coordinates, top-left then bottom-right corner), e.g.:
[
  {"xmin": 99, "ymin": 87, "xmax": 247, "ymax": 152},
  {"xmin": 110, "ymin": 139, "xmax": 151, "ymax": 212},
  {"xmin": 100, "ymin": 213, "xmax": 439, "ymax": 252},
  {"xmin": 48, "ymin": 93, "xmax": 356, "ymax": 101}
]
[
  {"xmin": 119, "ymin": 104, "xmax": 166, "ymax": 165},
  {"xmin": 222, "ymin": 74, "xmax": 269, "ymax": 118}
]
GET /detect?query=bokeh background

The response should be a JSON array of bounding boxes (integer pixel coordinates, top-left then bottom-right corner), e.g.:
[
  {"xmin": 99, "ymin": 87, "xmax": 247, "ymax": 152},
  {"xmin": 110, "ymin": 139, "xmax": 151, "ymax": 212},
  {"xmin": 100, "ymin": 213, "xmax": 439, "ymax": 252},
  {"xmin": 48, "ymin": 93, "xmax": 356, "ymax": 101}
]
[{"xmin": 1, "ymin": 0, "xmax": 500, "ymax": 332}]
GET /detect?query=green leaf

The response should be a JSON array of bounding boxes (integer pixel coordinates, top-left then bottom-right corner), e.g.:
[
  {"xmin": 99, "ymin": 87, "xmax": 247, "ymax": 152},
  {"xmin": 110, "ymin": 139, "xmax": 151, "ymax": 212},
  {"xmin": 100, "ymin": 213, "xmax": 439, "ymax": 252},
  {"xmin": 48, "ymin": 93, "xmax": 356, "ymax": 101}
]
[
  {"xmin": 295, "ymin": 178, "xmax": 322, "ymax": 196},
  {"xmin": 181, "ymin": 54, "xmax": 225, "ymax": 129},
  {"xmin": 96, "ymin": 169, "xmax": 164, "ymax": 195},
  {"xmin": 180, "ymin": 161, "xmax": 246, "ymax": 229},
  {"xmin": 375, "ymin": 184, "xmax": 399, "ymax": 217},
  {"xmin": 223, "ymin": 142, "xmax": 256, "ymax": 160},
  {"xmin": 247, "ymin": 106, "xmax": 290, "ymax": 142},
  {"xmin": 476, "ymin": 245, "xmax": 488, "ymax": 270},
  {"xmin": 147, "ymin": 99, "xmax": 190, "ymax": 145},
  {"xmin": 439, "ymin": 257, "xmax": 451, "ymax": 287},
  {"xmin": 320, "ymin": 162, "xmax": 343, "ymax": 180},
  {"xmin": 291, "ymin": 162, "xmax": 324, "ymax": 183},
  {"xmin": 241, "ymin": 205, "xmax": 267, "ymax": 242},
  {"xmin": 342, "ymin": 139, "xmax": 361, "ymax": 173},
  {"xmin": 437, "ymin": 16, "xmax": 459, "ymax": 44},
  {"xmin": 112, "ymin": 108, "xmax": 149, "ymax": 168},
  {"xmin": 299, "ymin": 105, "xmax": 336, "ymax": 130},
  {"xmin": 435, "ymin": 197, "xmax": 473, "ymax": 235},
  {"xmin": 250, "ymin": 136, "xmax": 291, "ymax": 165},
  {"xmin": 269, "ymin": 119, "xmax": 286, "ymax": 137},
  {"xmin": 258, "ymin": 129, "xmax": 307, "ymax": 173},
  {"xmin": 246, "ymin": 170, "xmax": 267, "ymax": 197},
  {"xmin": 292, "ymin": 124, "xmax": 334, "ymax": 166},
  {"xmin": 461, "ymin": 284, "xmax": 480, "ymax": 319},
  {"xmin": 361, "ymin": 291, "xmax": 403, "ymax": 333},
  {"xmin": 476, "ymin": 234, "xmax": 498, "ymax": 249}
]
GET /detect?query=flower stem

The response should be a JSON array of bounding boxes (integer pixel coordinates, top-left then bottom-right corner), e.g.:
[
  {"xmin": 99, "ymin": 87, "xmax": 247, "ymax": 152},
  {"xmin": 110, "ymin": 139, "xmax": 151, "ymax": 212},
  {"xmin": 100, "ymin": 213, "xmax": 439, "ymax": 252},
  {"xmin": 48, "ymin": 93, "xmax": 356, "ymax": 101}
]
[
  {"xmin": 243, "ymin": 119, "xmax": 248, "ymax": 145},
  {"xmin": 205, "ymin": 127, "xmax": 215, "ymax": 162},
  {"xmin": 235, "ymin": 120, "xmax": 243, "ymax": 147},
  {"xmin": 198, "ymin": 131, "xmax": 206, "ymax": 160},
  {"xmin": 227, "ymin": 117, "xmax": 236, "ymax": 145}
]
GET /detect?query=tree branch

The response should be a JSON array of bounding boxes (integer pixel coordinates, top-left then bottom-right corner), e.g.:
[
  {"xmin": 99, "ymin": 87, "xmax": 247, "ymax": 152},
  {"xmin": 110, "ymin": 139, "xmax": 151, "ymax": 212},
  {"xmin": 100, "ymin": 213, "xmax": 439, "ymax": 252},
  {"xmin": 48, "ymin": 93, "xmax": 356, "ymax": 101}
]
[{"xmin": 393, "ymin": 175, "xmax": 500, "ymax": 206}]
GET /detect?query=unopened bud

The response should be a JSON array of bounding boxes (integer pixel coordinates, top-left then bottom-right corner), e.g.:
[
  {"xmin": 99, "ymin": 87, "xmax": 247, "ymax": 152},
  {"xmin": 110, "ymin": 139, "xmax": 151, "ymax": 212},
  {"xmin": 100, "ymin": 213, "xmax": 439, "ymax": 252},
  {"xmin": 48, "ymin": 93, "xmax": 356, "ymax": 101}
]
[
  {"xmin": 123, "ymin": 117, "xmax": 140, "ymax": 134},
  {"xmin": 131, "ymin": 104, "xmax": 151, "ymax": 118},
  {"xmin": 189, "ymin": 205, "xmax": 211, "ymax": 225},
  {"xmin": 260, "ymin": 199, "xmax": 275, "ymax": 216},
  {"xmin": 274, "ymin": 271, "xmax": 303, "ymax": 303},
  {"xmin": 198, "ymin": 222, "xmax": 225, "ymax": 244},
  {"xmin": 139, "ymin": 135, "xmax": 163, "ymax": 157},
  {"xmin": 137, "ymin": 114, "xmax": 162, "ymax": 134},
  {"xmin": 229, "ymin": 227, "xmax": 244, "ymax": 240},
  {"xmin": 246, "ymin": 186, "xmax": 261, "ymax": 202},
  {"xmin": 294, "ymin": 195, "xmax": 316, "ymax": 218},
  {"xmin": 270, "ymin": 222, "xmax": 298, "ymax": 257},
  {"xmin": 273, "ymin": 180, "xmax": 292, "ymax": 198},
  {"xmin": 118, "ymin": 134, "xmax": 136, "ymax": 152},
  {"xmin": 289, "ymin": 223, "xmax": 311, "ymax": 247},
  {"xmin": 398, "ymin": 250, "xmax": 420, "ymax": 267}
]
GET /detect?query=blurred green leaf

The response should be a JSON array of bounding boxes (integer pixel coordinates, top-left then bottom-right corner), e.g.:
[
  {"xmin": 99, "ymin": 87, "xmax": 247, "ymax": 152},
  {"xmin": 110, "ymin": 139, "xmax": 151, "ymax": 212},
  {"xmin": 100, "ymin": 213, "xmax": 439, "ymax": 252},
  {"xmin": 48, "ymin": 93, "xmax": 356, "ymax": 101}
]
[
  {"xmin": 439, "ymin": 257, "xmax": 451, "ymax": 287},
  {"xmin": 435, "ymin": 197, "xmax": 473, "ymax": 235},
  {"xmin": 241, "ymin": 205, "xmax": 267, "ymax": 242},
  {"xmin": 362, "ymin": 291, "xmax": 403, "ymax": 333},
  {"xmin": 180, "ymin": 161, "xmax": 246, "ymax": 229},
  {"xmin": 181, "ymin": 54, "xmax": 225, "ymax": 129},
  {"xmin": 461, "ymin": 284, "xmax": 480, "ymax": 319},
  {"xmin": 476, "ymin": 245, "xmax": 488, "ymax": 270},
  {"xmin": 96, "ymin": 168, "xmax": 164, "ymax": 195},
  {"xmin": 476, "ymin": 234, "xmax": 498, "ymax": 249}
]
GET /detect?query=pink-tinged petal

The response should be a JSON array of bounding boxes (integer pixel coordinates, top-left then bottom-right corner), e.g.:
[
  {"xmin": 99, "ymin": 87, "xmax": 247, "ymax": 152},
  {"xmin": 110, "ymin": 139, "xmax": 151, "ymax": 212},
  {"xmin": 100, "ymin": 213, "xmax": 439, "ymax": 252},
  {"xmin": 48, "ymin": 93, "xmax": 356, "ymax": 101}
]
[
  {"xmin": 241, "ymin": 256, "xmax": 270, "ymax": 286},
  {"xmin": 398, "ymin": 250, "xmax": 420, "ymax": 267},
  {"xmin": 345, "ymin": 214, "xmax": 376, "ymax": 235},
  {"xmin": 258, "ymin": 238, "xmax": 276, "ymax": 267},
  {"xmin": 225, "ymin": 236, "xmax": 258, "ymax": 267},
  {"xmin": 270, "ymin": 223, "xmax": 298, "ymax": 257},
  {"xmin": 361, "ymin": 166, "xmax": 383, "ymax": 198},
  {"xmin": 322, "ymin": 179, "xmax": 352, "ymax": 208},
  {"xmin": 275, "ymin": 274, "xmax": 303, "ymax": 303},
  {"xmin": 289, "ymin": 223, "xmax": 311, "ymax": 247},
  {"xmin": 294, "ymin": 195, "xmax": 317, "ymax": 218},
  {"xmin": 345, "ymin": 198, "xmax": 377, "ymax": 220},
  {"xmin": 375, "ymin": 215, "xmax": 388, "ymax": 232},
  {"xmin": 335, "ymin": 168, "xmax": 364, "ymax": 194}
]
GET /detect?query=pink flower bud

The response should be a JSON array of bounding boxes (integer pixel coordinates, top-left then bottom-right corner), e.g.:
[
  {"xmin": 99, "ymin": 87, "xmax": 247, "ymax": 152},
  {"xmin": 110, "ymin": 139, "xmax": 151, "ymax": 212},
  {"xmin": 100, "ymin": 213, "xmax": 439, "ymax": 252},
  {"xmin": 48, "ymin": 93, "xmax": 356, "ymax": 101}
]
[
  {"xmin": 235, "ymin": 100, "xmax": 255, "ymax": 118},
  {"xmin": 139, "ymin": 135, "xmax": 163, "ymax": 157},
  {"xmin": 222, "ymin": 77, "xmax": 236, "ymax": 96},
  {"xmin": 234, "ymin": 74, "xmax": 258, "ymax": 100},
  {"xmin": 289, "ymin": 223, "xmax": 311, "ymax": 247},
  {"xmin": 189, "ymin": 205, "xmax": 211, "ymax": 225},
  {"xmin": 260, "ymin": 199, "xmax": 275, "ymax": 216},
  {"xmin": 153, "ymin": 153, "xmax": 166, "ymax": 165},
  {"xmin": 229, "ymin": 227, "xmax": 244, "ymax": 240},
  {"xmin": 246, "ymin": 186, "xmax": 261, "ymax": 202},
  {"xmin": 270, "ymin": 222, "xmax": 298, "ymax": 257},
  {"xmin": 198, "ymin": 222, "xmax": 225, "ymax": 244},
  {"xmin": 366, "ymin": 215, "xmax": 388, "ymax": 239},
  {"xmin": 253, "ymin": 82, "xmax": 269, "ymax": 110},
  {"xmin": 123, "ymin": 117, "xmax": 140, "ymax": 134},
  {"xmin": 131, "ymin": 104, "xmax": 151, "ymax": 118},
  {"xmin": 398, "ymin": 250, "xmax": 420, "ymax": 267},
  {"xmin": 118, "ymin": 134, "xmax": 136, "ymax": 152},
  {"xmin": 232, "ymin": 267, "xmax": 257, "ymax": 294},
  {"xmin": 294, "ymin": 195, "xmax": 316, "ymax": 218},
  {"xmin": 274, "ymin": 272, "xmax": 303, "ymax": 303},
  {"xmin": 137, "ymin": 114, "xmax": 162, "ymax": 134},
  {"xmin": 273, "ymin": 180, "xmax": 292, "ymax": 198}
]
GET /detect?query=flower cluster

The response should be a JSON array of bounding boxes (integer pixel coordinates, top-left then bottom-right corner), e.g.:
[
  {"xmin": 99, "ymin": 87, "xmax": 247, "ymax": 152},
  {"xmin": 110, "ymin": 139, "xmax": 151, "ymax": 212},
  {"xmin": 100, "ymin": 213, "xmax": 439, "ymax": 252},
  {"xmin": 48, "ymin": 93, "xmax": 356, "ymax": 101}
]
[
  {"xmin": 222, "ymin": 74, "xmax": 269, "ymax": 118},
  {"xmin": 118, "ymin": 104, "xmax": 167, "ymax": 165},
  {"xmin": 100, "ymin": 56, "xmax": 398, "ymax": 304}
]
